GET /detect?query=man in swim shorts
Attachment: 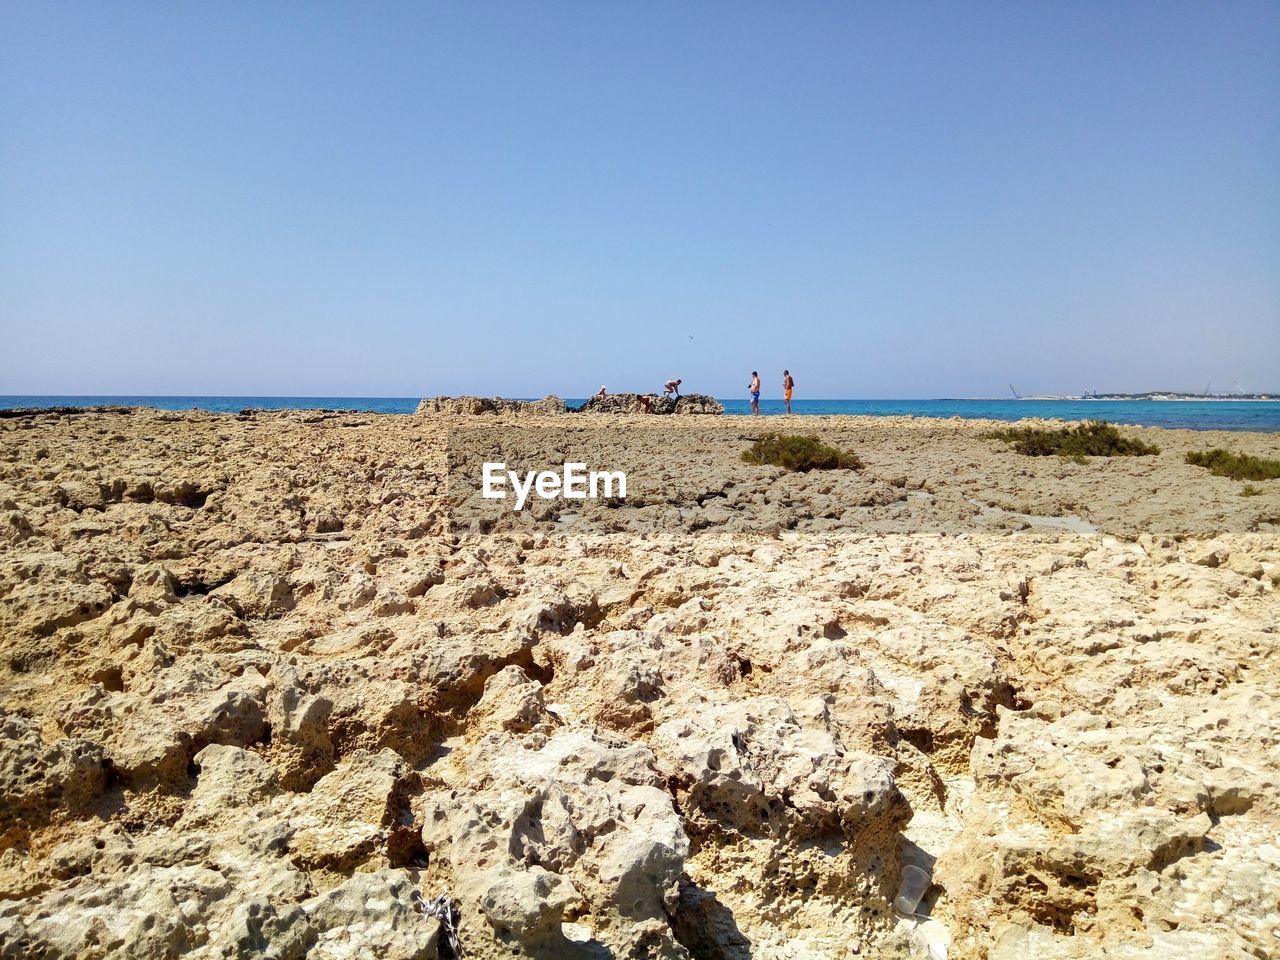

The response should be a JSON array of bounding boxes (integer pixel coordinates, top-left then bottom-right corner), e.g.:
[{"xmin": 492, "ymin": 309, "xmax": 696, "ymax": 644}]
[
  {"xmin": 748, "ymin": 371, "xmax": 761, "ymax": 416},
  {"xmin": 783, "ymin": 369, "xmax": 794, "ymax": 415}
]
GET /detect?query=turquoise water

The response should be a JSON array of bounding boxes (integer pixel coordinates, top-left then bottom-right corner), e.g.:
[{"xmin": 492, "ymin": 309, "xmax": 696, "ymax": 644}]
[
  {"xmin": 714, "ymin": 397, "xmax": 1280, "ymax": 431},
  {"xmin": 2, "ymin": 395, "xmax": 1278, "ymax": 431}
]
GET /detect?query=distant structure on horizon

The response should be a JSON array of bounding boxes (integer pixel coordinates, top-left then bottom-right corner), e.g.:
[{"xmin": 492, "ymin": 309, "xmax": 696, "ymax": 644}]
[
  {"xmin": 1029, "ymin": 389, "xmax": 1280, "ymax": 399},
  {"xmin": 997, "ymin": 383, "xmax": 1276, "ymax": 401},
  {"xmin": 1064, "ymin": 390, "xmax": 1277, "ymax": 401}
]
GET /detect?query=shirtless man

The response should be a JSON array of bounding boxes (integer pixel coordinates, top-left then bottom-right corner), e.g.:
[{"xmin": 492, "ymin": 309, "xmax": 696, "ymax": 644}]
[
  {"xmin": 663, "ymin": 378, "xmax": 682, "ymax": 397},
  {"xmin": 748, "ymin": 371, "xmax": 761, "ymax": 416},
  {"xmin": 782, "ymin": 369, "xmax": 794, "ymax": 415}
]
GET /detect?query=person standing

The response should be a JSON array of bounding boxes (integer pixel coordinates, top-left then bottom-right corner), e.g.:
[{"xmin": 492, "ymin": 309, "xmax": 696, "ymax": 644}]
[
  {"xmin": 748, "ymin": 371, "xmax": 761, "ymax": 416},
  {"xmin": 782, "ymin": 369, "xmax": 795, "ymax": 415}
]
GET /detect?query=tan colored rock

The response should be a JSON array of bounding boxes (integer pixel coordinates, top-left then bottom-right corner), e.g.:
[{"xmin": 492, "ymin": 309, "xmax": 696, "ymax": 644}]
[
  {"xmin": 267, "ymin": 685, "xmax": 335, "ymax": 790},
  {"xmin": 288, "ymin": 748, "xmax": 418, "ymax": 873},
  {"xmin": 0, "ymin": 509, "xmax": 33, "ymax": 543},
  {"xmin": 470, "ymin": 665, "xmax": 549, "ymax": 734},
  {"xmin": 0, "ymin": 712, "xmax": 106, "ymax": 827},
  {"xmin": 127, "ymin": 563, "xmax": 179, "ymax": 608},
  {"xmin": 211, "ymin": 570, "xmax": 295, "ymax": 617},
  {"xmin": 654, "ymin": 697, "xmax": 907, "ymax": 842},
  {"xmin": 423, "ymin": 728, "xmax": 688, "ymax": 958},
  {"xmin": 179, "ymin": 744, "xmax": 280, "ymax": 828},
  {"xmin": 107, "ymin": 718, "xmax": 191, "ymax": 791},
  {"xmin": 2, "ymin": 407, "xmax": 1278, "ymax": 959},
  {"xmin": 302, "ymin": 869, "xmax": 443, "ymax": 960},
  {"xmin": 415, "ymin": 394, "xmax": 565, "ymax": 416}
]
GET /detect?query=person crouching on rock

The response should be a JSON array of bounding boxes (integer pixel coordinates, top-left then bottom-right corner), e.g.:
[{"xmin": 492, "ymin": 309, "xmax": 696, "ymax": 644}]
[
  {"xmin": 597, "ymin": 385, "xmax": 608, "ymax": 399},
  {"xmin": 636, "ymin": 394, "xmax": 655, "ymax": 414},
  {"xmin": 663, "ymin": 378, "xmax": 682, "ymax": 397}
]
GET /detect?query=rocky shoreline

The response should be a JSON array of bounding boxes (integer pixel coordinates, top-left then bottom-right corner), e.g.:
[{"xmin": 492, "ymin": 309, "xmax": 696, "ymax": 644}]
[
  {"xmin": 1, "ymin": 407, "xmax": 1277, "ymax": 959},
  {"xmin": 415, "ymin": 393, "xmax": 726, "ymax": 416}
]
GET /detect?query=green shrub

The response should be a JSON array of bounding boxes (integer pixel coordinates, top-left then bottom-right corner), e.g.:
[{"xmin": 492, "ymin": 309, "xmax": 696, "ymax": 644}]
[
  {"xmin": 742, "ymin": 433, "xmax": 862, "ymax": 472},
  {"xmin": 983, "ymin": 420, "xmax": 1160, "ymax": 459},
  {"xmin": 1185, "ymin": 449, "xmax": 1280, "ymax": 482},
  {"xmin": 1241, "ymin": 484, "xmax": 1263, "ymax": 497}
]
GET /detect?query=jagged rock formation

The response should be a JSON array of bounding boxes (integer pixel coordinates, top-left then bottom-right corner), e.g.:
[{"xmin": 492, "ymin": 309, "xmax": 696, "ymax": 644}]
[
  {"xmin": 413, "ymin": 393, "xmax": 725, "ymax": 416},
  {"xmin": 415, "ymin": 395, "xmax": 566, "ymax": 416},
  {"xmin": 573, "ymin": 392, "xmax": 725, "ymax": 415},
  {"xmin": 0, "ymin": 406, "xmax": 1277, "ymax": 959}
]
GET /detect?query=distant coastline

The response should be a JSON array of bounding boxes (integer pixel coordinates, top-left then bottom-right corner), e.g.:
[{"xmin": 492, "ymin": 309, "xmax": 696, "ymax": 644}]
[{"xmin": 965, "ymin": 392, "xmax": 1278, "ymax": 402}]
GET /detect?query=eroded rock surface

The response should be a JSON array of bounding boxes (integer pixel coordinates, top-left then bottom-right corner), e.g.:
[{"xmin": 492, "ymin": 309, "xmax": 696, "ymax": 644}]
[
  {"xmin": 0, "ymin": 406, "xmax": 1277, "ymax": 959},
  {"xmin": 415, "ymin": 396, "xmax": 566, "ymax": 416},
  {"xmin": 574, "ymin": 393, "xmax": 726, "ymax": 415}
]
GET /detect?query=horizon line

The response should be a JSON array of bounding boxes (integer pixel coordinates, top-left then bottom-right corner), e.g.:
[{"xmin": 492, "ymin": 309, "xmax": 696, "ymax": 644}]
[{"xmin": 3, "ymin": 393, "xmax": 1278, "ymax": 402}]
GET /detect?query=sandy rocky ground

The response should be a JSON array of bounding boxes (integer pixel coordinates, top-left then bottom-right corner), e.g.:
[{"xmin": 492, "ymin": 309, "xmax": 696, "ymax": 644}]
[{"xmin": 0, "ymin": 405, "xmax": 1278, "ymax": 960}]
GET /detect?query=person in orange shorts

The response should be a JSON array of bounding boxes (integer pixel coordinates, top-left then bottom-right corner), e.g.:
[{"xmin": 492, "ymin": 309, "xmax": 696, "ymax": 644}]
[{"xmin": 782, "ymin": 369, "xmax": 795, "ymax": 415}]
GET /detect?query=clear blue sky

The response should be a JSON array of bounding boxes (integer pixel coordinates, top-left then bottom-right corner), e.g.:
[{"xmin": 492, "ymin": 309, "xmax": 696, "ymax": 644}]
[{"xmin": 2, "ymin": 2, "xmax": 1277, "ymax": 398}]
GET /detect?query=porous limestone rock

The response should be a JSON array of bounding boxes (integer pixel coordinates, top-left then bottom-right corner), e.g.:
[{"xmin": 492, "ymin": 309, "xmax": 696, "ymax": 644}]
[
  {"xmin": 415, "ymin": 395, "xmax": 565, "ymax": 416},
  {"xmin": 0, "ymin": 712, "xmax": 106, "ymax": 828},
  {"xmin": 2, "ymin": 407, "xmax": 1278, "ymax": 960},
  {"xmin": 422, "ymin": 727, "xmax": 689, "ymax": 959},
  {"xmin": 178, "ymin": 743, "xmax": 280, "ymax": 829},
  {"xmin": 653, "ymin": 697, "xmax": 907, "ymax": 842},
  {"xmin": 302, "ymin": 869, "xmax": 443, "ymax": 960},
  {"xmin": 211, "ymin": 570, "xmax": 296, "ymax": 618},
  {"xmin": 267, "ymin": 685, "xmax": 336, "ymax": 790},
  {"xmin": 287, "ymin": 748, "xmax": 420, "ymax": 874}
]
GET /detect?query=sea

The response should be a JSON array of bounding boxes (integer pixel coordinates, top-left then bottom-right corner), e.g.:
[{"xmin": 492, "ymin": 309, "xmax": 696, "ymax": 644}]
[{"xmin": 2, "ymin": 396, "xmax": 1278, "ymax": 432}]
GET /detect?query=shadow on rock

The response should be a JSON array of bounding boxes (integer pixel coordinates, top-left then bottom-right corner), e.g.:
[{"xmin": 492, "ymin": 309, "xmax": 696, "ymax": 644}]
[{"xmin": 667, "ymin": 878, "xmax": 751, "ymax": 960}]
